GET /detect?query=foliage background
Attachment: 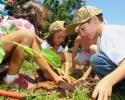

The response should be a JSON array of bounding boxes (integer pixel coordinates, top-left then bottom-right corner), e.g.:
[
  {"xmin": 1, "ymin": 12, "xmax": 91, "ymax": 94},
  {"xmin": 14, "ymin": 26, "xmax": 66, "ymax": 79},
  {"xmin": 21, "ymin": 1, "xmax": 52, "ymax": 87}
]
[{"xmin": 6, "ymin": 0, "xmax": 86, "ymax": 48}]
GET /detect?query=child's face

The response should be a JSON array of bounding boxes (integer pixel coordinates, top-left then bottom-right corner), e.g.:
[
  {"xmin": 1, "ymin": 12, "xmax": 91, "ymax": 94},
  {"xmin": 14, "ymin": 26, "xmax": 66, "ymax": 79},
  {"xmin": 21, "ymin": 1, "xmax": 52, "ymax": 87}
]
[
  {"xmin": 6, "ymin": 0, "xmax": 17, "ymax": 6},
  {"xmin": 78, "ymin": 18, "xmax": 97, "ymax": 39},
  {"xmin": 53, "ymin": 30, "xmax": 67, "ymax": 46}
]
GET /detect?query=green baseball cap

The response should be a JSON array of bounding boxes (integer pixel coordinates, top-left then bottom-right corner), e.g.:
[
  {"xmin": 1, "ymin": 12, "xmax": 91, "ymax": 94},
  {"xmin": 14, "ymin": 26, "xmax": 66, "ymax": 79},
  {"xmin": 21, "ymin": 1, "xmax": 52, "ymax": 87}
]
[
  {"xmin": 66, "ymin": 5, "xmax": 102, "ymax": 35},
  {"xmin": 49, "ymin": 21, "xmax": 67, "ymax": 35}
]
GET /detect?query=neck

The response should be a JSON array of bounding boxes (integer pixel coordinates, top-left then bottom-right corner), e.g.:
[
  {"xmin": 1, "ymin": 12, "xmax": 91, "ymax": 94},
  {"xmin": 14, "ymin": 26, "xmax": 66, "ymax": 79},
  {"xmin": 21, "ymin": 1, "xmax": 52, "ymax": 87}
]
[{"xmin": 97, "ymin": 22, "xmax": 105, "ymax": 37}]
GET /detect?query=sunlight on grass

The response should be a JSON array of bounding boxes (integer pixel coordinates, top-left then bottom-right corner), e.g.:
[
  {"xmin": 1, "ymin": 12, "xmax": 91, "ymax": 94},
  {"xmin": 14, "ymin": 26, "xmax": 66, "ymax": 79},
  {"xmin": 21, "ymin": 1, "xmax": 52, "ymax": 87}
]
[
  {"xmin": 0, "ymin": 56, "xmax": 125, "ymax": 99},
  {"xmin": 20, "ymin": 57, "xmax": 39, "ymax": 73}
]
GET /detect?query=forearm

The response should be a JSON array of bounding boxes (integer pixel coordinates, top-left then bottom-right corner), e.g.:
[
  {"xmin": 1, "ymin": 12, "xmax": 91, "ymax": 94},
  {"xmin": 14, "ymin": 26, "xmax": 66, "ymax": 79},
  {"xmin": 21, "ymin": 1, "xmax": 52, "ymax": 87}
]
[
  {"xmin": 82, "ymin": 66, "xmax": 92, "ymax": 80},
  {"xmin": 36, "ymin": 56, "xmax": 59, "ymax": 83},
  {"xmin": 32, "ymin": 37, "xmax": 59, "ymax": 84},
  {"xmin": 64, "ymin": 61, "xmax": 70, "ymax": 75},
  {"xmin": 72, "ymin": 53, "xmax": 76, "ymax": 67},
  {"xmin": 104, "ymin": 59, "xmax": 125, "ymax": 86}
]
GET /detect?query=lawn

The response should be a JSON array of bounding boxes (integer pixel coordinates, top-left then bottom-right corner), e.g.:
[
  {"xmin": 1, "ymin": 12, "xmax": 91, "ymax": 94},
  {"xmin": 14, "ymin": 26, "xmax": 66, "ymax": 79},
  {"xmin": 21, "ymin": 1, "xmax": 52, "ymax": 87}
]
[{"xmin": 0, "ymin": 53, "xmax": 124, "ymax": 100}]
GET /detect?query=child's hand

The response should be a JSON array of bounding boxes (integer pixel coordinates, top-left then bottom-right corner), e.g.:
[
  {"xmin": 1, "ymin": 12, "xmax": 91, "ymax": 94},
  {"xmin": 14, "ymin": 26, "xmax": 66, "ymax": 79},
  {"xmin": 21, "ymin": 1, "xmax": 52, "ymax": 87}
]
[
  {"xmin": 91, "ymin": 78, "xmax": 112, "ymax": 100},
  {"xmin": 57, "ymin": 79, "xmax": 74, "ymax": 92},
  {"xmin": 71, "ymin": 65, "xmax": 76, "ymax": 71},
  {"xmin": 61, "ymin": 75, "xmax": 71, "ymax": 84},
  {"xmin": 73, "ymin": 77, "xmax": 85, "ymax": 86}
]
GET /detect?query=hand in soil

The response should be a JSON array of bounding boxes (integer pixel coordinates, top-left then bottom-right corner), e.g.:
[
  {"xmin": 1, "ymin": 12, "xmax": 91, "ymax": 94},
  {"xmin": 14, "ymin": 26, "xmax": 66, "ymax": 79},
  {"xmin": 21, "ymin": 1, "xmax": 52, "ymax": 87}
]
[
  {"xmin": 73, "ymin": 77, "xmax": 85, "ymax": 86},
  {"xmin": 57, "ymin": 80, "xmax": 74, "ymax": 92},
  {"xmin": 61, "ymin": 76, "xmax": 71, "ymax": 84},
  {"xmin": 91, "ymin": 77, "xmax": 112, "ymax": 100}
]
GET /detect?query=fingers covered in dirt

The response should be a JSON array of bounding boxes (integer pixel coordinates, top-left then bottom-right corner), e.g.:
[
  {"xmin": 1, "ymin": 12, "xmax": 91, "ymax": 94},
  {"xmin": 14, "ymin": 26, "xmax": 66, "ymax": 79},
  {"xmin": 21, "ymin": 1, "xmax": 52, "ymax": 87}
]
[
  {"xmin": 61, "ymin": 75, "xmax": 71, "ymax": 84},
  {"xmin": 73, "ymin": 77, "xmax": 85, "ymax": 86},
  {"xmin": 57, "ymin": 80, "xmax": 74, "ymax": 92}
]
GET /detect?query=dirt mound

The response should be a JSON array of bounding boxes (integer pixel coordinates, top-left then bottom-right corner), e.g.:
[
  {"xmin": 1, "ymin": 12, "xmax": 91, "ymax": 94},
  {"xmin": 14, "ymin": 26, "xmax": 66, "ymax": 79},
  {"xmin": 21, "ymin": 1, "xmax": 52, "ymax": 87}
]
[{"xmin": 24, "ymin": 68, "xmax": 99, "ymax": 99}]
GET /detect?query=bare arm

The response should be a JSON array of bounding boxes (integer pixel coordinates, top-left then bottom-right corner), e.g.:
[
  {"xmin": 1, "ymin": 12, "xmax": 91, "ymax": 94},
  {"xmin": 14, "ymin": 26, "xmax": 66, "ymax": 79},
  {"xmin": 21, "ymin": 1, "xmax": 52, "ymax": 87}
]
[
  {"xmin": 71, "ymin": 40, "xmax": 79, "ymax": 70},
  {"xmin": 92, "ymin": 59, "xmax": 125, "ymax": 100},
  {"xmin": 32, "ymin": 37, "xmax": 74, "ymax": 91},
  {"xmin": 73, "ymin": 65, "xmax": 92, "ymax": 85},
  {"xmin": 32, "ymin": 36, "xmax": 60, "ymax": 83},
  {"xmin": 35, "ymin": 35, "xmax": 43, "ymax": 44},
  {"xmin": 81, "ymin": 66, "xmax": 92, "ymax": 81},
  {"xmin": 64, "ymin": 51, "xmax": 70, "ymax": 75}
]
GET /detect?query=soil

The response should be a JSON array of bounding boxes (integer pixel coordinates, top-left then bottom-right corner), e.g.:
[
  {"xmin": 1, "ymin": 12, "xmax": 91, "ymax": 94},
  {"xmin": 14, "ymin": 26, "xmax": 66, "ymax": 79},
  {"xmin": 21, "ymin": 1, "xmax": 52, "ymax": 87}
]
[
  {"xmin": 0, "ymin": 53, "xmax": 99, "ymax": 99},
  {"xmin": 23, "ymin": 53, "xmax": 100, "ymax": 99}
]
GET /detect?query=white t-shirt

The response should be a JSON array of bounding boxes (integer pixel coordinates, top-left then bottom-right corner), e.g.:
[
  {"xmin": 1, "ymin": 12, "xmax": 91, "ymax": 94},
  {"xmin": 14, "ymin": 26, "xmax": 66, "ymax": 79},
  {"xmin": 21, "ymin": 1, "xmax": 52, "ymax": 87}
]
[
  {"xmin": 41, "ymin": 40, "xmax": 68, "ymax": 53},
  {"xmin": 98, "ymin": 25, "xmax": 125, "ymax": 66}
]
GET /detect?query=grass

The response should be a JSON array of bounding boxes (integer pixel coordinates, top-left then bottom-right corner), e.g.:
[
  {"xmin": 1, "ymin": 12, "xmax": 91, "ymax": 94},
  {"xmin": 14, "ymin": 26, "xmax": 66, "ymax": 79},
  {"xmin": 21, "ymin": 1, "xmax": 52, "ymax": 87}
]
[{"xmin": 0, "ymin": 56, "xmax": 125, "ymax": 99}]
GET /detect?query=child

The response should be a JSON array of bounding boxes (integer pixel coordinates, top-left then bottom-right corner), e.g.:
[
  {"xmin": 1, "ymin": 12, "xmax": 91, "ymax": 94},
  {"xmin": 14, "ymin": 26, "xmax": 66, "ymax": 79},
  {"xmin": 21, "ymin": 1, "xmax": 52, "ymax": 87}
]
[
  {"xmin": 65, "ymin": 5, "xmax": 125, "ymax": 99},
  {"xmin": 0, "ymin": 1, "xmax": 74, "ymax": 91},
  {"xmin": 71, "ymin": 35, "xmax": 97, "ymax": 71},
  {"xmin": 0, "ymin": 0, "xmax": 17, "ymax": 22},
  {"xmin": 41, "ymin": 21, "xmax": 70, "ymax": 82}
]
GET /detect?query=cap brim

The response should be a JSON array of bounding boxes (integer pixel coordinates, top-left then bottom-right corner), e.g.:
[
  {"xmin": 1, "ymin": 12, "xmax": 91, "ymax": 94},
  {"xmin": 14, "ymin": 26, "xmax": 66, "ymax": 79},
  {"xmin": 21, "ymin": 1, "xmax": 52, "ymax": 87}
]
[{"xmin": 66, "ymin": 22, "xmax": 82, "ymax": 35}]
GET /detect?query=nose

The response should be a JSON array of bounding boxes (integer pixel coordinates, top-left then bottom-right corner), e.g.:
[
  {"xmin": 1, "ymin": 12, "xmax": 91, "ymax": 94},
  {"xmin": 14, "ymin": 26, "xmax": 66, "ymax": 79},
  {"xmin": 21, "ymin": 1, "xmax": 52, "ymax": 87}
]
[
  {"xmin": 60, "ymin": 38, "xmax": 64, "ymax": 42},
  {"xmin": 82, "ymin": 33, "xmax": 88, "ymax": 37},
  {"xmin": 78, "ymin": 31, "xmax": 86, "ymax": 36},
  {"xmin": 59, "ymin": 38, "xmax": 64, "ymax": 43}
]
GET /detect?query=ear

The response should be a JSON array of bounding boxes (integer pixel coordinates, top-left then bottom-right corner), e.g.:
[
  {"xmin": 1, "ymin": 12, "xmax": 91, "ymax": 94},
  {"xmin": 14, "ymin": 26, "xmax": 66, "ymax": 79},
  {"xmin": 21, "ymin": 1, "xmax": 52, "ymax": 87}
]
[{"xmin": 91, "ymin": 16, "xmax": 98, "ymax": 24}]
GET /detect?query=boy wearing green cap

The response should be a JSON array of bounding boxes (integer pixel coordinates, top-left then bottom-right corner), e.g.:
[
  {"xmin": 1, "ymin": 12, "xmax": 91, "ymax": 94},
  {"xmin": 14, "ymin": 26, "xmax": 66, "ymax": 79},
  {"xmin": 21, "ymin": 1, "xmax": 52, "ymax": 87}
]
[{"xmin": 66, "ymin": 5, "xmax": 125, "ymax": 99}]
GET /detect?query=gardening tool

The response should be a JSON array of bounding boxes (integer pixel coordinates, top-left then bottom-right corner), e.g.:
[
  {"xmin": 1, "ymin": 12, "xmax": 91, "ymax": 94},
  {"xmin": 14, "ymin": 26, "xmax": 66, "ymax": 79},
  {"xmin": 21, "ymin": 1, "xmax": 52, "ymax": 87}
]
[{"xmin": 0, "ymin": 89, "xmax": 40, "ymax": 99}]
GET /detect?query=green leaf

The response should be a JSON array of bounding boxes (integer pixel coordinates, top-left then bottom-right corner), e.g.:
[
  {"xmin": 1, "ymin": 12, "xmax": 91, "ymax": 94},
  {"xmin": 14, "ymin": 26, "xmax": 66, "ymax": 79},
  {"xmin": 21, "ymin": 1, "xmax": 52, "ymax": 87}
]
[
  {"xmin": 23, "ymin": 46, "xmax": 34, "ymax": 58},
  {"xmin": 0, "ymin": 43, "xmax": 5, "ymax": 63},
  {"xmin": 8, "ymin": 24, "xmax": 16, "ymax": 33},
  {"xmin": 0, "ymin": 26, "xmax": 8, "ymax": 34},
  {"xmin": 40, "ymin": 49, "xmax": 61, "ymax": 67}
]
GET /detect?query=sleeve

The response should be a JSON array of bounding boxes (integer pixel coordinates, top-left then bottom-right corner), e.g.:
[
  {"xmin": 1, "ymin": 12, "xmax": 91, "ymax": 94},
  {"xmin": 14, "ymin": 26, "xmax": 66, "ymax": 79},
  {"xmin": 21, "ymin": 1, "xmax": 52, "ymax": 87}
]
[
  {"xmin": 100, "ymin": 26, "xmax": 125, "ymax": 66},
  {"xmin": 41, "ymin": 40, "xmax": 52, "ymax": 49},
  {"xmin": 96, "ymin": 37, "xmax": 101, "ymax": 53},
  {"xmin": 63, "ymin": 45, "xmax": 68, "ymax": 52},
  {"xmin": 23, "ymin": 20, "xmax": 36, "ymax": 34}
]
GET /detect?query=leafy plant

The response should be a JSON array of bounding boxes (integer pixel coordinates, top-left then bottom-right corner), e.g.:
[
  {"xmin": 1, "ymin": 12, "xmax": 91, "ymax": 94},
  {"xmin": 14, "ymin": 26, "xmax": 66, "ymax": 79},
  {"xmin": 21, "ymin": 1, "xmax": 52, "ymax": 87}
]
[
  {"xmin": 0, "ymin": 43, "xmax": 5, "ymax": 63},
  {"xmin": 0, "ymin": 24, "xmax": 16, "ymax": 34},
  {"xmin": 0, "ymin": 24, "xmax": 76, "ymax": 81},
  {"xmin": 40, "ymin": 49, "xmax": 61, "ymax": 67}
]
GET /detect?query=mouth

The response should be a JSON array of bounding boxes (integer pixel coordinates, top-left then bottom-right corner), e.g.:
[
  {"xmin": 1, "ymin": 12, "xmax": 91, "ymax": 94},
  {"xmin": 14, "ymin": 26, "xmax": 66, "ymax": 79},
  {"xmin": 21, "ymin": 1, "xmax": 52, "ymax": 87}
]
[
  {"xmin": 55, "ymin": 43, "xmax": 61, "ymax": 46},
  {"xmin": 82, "ymin": 35, "xmax": 88, "ymax": 38}
]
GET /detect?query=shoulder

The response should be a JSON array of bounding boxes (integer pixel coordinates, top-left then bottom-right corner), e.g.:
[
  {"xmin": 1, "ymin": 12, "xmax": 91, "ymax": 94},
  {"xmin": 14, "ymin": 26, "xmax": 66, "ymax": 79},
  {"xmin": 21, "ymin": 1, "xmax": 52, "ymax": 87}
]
[
  {"xmin": 41, "ymin": 40, "xmax": 51, "ymax": 49},
  {"xmin": 57, "ymin": 45, "xmax": 68, "ymax": 53},
  {"xmin": 102, "ymin": 25, "xmax": 125, "ymax": 37},
  {"xmin": 75, "ymin": 36, "xmax": 80, "ymax": 42},
  {"xmin": 9, "ymin": 18, "xmax": 35, "ymax": 34},
  {"xmin": 103, "ymin": 25, "xmax": 125, "ymax": 33}
]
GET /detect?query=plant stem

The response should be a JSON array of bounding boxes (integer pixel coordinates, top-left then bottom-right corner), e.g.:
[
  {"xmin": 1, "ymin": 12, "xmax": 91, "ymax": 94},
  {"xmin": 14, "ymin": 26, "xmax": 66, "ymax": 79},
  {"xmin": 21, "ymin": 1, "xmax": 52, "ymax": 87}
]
[{"xmin": 1, "ymin": 39, "xmax": 76, "ymax": 81}]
